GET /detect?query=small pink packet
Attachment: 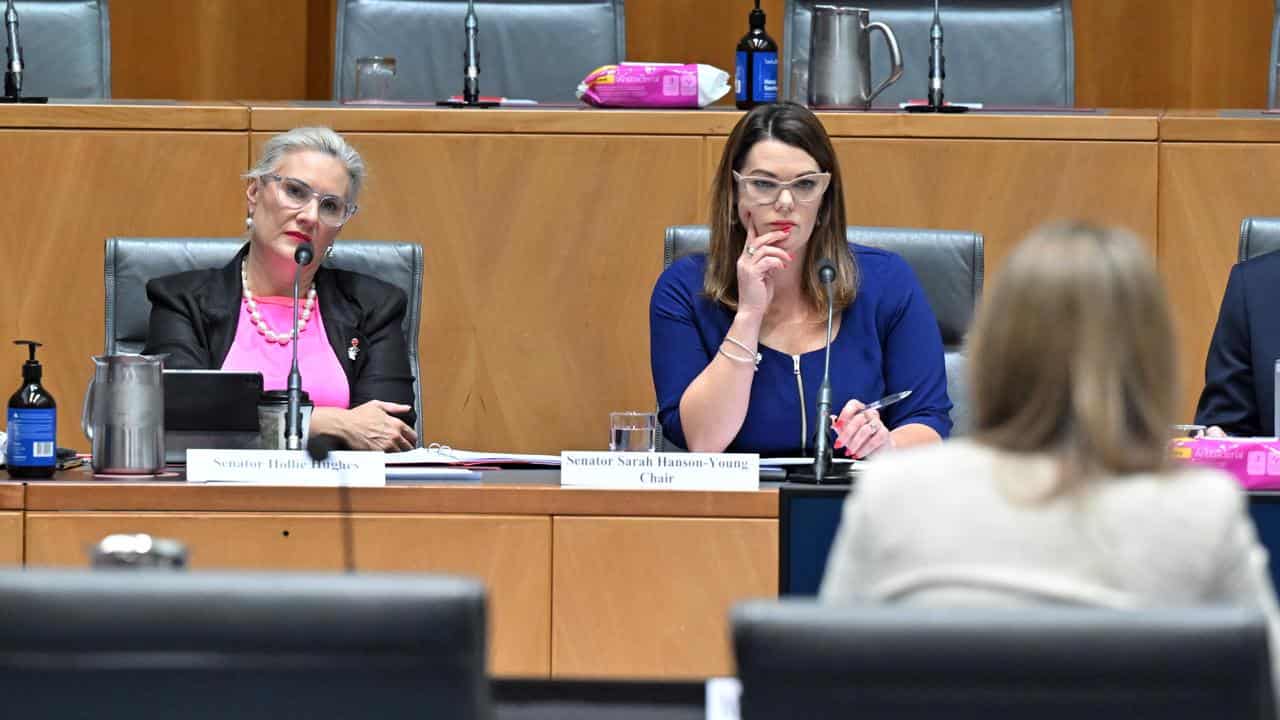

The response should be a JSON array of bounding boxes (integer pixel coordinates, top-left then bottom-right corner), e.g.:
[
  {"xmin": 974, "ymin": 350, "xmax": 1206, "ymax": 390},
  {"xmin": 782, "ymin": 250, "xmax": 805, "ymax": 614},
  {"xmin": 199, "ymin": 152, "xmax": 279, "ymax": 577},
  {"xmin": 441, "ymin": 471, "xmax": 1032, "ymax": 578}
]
[
  {"xmin": 1171, "ymin": 437, "xmax": 1280, "ymax": 489},
  {"xmin": 577, "ymin": 62, "xmax": 730, "ymax": 108}
]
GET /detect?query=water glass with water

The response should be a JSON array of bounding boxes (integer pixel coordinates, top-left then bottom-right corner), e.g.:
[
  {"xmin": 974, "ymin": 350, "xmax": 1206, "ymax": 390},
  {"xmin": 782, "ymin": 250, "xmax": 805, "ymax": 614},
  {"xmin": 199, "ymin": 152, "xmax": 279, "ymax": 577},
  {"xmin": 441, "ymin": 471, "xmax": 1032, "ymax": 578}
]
[{"xmin": 610, "ymin": 411, "xmax": 657, "ymax": 452}]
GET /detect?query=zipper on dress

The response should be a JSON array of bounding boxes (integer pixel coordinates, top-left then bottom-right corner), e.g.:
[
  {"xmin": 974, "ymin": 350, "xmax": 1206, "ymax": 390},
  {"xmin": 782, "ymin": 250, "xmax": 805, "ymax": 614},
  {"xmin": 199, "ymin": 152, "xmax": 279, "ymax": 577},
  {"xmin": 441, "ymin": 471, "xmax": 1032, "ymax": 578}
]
[{"xmin": 792, "ymin": 354, "xmax": 806, "ymax": 452}]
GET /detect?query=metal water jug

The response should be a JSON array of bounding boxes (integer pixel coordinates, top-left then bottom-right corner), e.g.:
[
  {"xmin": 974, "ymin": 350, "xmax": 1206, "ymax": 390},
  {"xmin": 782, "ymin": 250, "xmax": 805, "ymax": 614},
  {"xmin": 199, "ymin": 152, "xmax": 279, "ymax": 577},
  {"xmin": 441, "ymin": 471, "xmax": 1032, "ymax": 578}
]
[
  {"xmin": 808, "ymin": 5, "xmax": 903, "ymax": 109},
  {"xmin": 81, "ymin": 354, "xmax": 165, "ymax": 475}
]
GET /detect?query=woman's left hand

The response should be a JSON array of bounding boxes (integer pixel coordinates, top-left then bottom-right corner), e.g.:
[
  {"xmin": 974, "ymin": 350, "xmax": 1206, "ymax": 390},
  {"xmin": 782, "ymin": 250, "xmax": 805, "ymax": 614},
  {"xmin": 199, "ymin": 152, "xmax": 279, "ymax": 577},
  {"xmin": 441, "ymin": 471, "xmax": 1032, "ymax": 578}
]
[{"xmin": 831, "ymin": 399, "xmax": 894, "ymax": 459}]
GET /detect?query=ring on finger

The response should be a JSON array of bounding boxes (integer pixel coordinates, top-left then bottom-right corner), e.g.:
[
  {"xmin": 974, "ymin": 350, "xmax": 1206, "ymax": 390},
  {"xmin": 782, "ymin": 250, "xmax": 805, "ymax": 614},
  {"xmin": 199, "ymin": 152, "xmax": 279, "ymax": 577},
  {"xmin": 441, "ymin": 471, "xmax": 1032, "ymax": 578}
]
[{"xmin": 745, "ymin": 244, "xmax": 756, "ymax": 256}]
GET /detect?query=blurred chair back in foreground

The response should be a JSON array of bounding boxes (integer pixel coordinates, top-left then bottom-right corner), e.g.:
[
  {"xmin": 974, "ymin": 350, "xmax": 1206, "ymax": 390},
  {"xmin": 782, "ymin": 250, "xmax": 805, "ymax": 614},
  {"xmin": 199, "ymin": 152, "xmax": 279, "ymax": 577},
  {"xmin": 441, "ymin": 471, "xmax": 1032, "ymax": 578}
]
[
  {"xmin": 733, "ymin": 600, "xmax": 1275, "ymax": 720},
  {"xmin": 0, "ymin": 569, "xmax": 490, "ymax": 719}
]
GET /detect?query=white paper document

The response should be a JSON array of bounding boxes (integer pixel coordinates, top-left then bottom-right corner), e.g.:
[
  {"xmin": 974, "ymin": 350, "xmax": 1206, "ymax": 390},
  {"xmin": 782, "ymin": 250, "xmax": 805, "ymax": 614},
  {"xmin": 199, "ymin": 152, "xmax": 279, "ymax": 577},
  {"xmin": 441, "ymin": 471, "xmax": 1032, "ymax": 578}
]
[
  {"xmin": 760, "ymin": 456, "xmax": 864, "ymax": 468},
  {"xmin": 387, "ymin": 445, "xmax": 561, "ymax": 467}
]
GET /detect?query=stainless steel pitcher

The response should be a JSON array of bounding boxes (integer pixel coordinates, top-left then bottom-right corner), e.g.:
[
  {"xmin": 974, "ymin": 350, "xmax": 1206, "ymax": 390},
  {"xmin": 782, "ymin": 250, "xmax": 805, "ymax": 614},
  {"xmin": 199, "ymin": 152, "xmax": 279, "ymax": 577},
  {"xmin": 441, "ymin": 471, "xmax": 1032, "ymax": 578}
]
[
  {"xmin": 808, "ymin": 5, "xmax": 904, "ymax": 109},
  {"xmin": 81, "ymin": 354, "xmax": 165, "ymax": 475}
]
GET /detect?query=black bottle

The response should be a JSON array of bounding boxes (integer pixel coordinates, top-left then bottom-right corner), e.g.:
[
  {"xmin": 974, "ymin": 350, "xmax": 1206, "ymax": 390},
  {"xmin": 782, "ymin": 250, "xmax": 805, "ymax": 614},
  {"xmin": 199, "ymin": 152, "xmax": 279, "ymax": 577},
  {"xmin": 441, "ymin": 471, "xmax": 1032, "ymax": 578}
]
[
  {"xmin": 735, "ymin": 0, "xmax": 779, "ymax": 109},
  {"xmin": 6, "ymin": 339, "xmax": 56, "ymax": 478}
]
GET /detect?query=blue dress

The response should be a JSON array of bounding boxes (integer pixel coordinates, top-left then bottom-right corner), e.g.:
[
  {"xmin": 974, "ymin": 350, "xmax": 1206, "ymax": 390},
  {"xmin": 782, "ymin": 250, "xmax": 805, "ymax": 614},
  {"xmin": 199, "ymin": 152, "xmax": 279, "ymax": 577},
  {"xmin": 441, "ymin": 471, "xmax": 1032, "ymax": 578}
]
[{"xmin": 649, "ymin": 244, "xmax": 952, "ymax": 455}]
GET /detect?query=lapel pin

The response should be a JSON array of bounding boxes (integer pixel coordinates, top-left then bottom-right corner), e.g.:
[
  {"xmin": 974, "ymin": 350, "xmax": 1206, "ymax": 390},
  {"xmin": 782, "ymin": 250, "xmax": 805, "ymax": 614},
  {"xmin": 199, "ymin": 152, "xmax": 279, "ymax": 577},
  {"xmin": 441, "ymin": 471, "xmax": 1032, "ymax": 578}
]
[{"xmin": 348, "ymin": 338, "xmax": 360, "ymax": 361}]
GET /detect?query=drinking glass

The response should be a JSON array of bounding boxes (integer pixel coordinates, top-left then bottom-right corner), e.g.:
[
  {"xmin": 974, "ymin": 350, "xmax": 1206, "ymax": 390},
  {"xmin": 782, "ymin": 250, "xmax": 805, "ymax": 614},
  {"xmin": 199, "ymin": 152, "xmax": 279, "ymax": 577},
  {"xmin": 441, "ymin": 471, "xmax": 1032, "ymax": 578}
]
[
  {"xmin": 610, "ymin": 411, "xmax": 657, "ymax": 452},
  {"xmin": 353, "ymin": 56, "xmax": 397, "ymax": 101}
]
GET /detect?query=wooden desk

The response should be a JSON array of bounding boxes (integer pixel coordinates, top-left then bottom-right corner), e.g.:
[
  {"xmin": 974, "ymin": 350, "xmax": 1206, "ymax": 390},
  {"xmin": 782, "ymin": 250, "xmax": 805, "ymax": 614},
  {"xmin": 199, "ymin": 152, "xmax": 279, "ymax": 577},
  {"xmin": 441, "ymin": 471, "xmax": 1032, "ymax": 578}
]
[
  {"xmin": 1158, "ymin": 110, "xmax": 1280, "ymax": 419},
  {"xmin": 11, "ymin": 471, "xmax": 777, "ymax": 679},
  {"xmin": 0, "ymin": 483, "xmax": 23, "ymax": 566}
]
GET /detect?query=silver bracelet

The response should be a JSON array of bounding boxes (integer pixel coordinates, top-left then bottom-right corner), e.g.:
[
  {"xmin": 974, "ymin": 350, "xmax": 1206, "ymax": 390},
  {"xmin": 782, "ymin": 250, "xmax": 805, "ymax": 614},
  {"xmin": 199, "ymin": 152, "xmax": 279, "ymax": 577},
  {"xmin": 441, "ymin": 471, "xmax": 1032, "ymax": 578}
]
[
  {"xmin": 718, "ymin": 346, "xmax": 759, "ymax": 370},
  {"xmin": 723, "ymin": 334, "xmax": 758, "ymax": 357}
]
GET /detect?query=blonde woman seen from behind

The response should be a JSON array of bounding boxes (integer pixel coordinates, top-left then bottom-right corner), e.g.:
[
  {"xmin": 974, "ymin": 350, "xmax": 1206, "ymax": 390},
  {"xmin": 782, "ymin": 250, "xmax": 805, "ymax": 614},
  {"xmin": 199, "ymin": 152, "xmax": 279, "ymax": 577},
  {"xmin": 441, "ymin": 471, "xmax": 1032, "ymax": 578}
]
[{"xmin": 820, "ymin": 222, "xmax": 1280, "ymax": 691}]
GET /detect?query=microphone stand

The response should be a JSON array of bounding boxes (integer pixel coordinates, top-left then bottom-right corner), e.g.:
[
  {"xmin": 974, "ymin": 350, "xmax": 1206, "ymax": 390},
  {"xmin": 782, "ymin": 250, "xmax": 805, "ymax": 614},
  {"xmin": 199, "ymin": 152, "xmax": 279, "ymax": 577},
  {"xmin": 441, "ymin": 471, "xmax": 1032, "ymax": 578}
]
[
  {"xmin": 789, "ymin": 260, "xmax": 850, "ymax": 485},
  {"xmin": 436, "ymin": 0, "xmax": 497, "ymax": 108},
  {"xmin": 1, "ymin": 0, "xmax": 44, "ymax": 103},
  {"xmin": 904, "ymin": 0, "xmax": 965, "ymax": 114},
  {"xmin": 286, "ymin": 243, "xmax": 313, "ymax": 451}
]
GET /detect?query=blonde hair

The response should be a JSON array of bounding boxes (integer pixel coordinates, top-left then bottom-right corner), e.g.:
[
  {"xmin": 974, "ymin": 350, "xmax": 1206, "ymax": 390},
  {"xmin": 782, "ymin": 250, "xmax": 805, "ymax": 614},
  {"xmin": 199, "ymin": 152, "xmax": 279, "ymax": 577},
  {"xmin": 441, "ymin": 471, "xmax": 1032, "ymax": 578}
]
[
  {"xmin": 968, "ymin": 222, "xmax": 1176, "ymax": 494},
  {"xmin": 706, "ymin": 102, "xmax": 856, "ymax": 314}
]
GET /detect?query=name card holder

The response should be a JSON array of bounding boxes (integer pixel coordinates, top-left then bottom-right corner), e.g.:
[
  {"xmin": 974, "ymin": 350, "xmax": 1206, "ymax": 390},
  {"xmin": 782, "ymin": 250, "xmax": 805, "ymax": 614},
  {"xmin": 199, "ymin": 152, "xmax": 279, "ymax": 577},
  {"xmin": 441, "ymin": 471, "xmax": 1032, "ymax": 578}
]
[
  {"xmin": 560, "ymin": 451, "xmax": 759, "ymax": 491},
  {"xmin": 187, "ymin": 449, "xmax": 386, "ymax": 486}
]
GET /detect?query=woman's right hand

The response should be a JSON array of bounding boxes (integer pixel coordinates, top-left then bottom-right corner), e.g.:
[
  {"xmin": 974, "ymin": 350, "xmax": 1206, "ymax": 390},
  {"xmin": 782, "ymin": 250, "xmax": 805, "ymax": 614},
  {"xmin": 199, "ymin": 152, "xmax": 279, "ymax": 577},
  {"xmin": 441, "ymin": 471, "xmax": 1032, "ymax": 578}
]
[
  {"xmin": 736, "ymin": 211, "xmax": 793, "ymax": 316},
  {"xmin": 338, "ymin": 400, "xmax": 418, "ymax": 451}
]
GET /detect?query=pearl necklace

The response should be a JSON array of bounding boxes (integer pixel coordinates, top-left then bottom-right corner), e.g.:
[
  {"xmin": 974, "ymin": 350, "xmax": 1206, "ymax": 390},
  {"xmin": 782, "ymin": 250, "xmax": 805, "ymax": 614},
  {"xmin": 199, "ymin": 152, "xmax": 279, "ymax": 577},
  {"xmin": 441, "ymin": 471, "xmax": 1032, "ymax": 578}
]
[{"xmin": 240, "ymin": 264, "xmax": 316, "ymax": 346}]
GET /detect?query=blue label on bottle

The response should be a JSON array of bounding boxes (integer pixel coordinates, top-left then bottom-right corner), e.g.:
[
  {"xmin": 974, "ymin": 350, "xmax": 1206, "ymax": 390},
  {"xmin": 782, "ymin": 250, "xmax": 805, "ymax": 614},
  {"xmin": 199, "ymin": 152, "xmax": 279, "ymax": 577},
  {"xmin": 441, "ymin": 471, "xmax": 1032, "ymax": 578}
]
[
  {"xmin": 735, "ymin": 51, "xmax": 747, "ymax": 101},
  {"xmin": 6, "ymin": 407, "xmax": 56, "ymax": 467},
  {"xmin": 754, "ymin": 52, "xmax": 778, "ymax": 102}
]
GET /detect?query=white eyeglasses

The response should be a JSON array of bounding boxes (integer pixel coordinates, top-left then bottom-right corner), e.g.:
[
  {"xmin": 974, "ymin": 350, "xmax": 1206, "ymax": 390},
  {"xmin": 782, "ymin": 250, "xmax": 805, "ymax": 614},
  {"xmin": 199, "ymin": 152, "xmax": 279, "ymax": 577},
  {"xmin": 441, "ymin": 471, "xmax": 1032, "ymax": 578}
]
[
  {"xmin": 733, "ymin": 171, "xmax": 832, "ymax": 205},
  {"xmin": 263, "ymin": 174, "xmax": 357, "ymax": 227}
]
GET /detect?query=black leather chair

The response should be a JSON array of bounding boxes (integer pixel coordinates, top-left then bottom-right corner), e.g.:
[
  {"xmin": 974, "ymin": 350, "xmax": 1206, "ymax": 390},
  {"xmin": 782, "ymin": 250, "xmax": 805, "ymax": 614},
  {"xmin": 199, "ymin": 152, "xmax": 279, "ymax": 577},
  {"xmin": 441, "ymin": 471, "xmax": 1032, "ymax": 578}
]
[
  {"xmin": 333, "ymin": 0, "xmax": 626, "ymax": 103},
  {"xmin": 103, "ymin": 237, "xmax": 425, "ymax": 439},
  {"xmin": 733, "ymin": 600, "xmax": 1276, "ymax": 719},
  {"xmin": 1239, "ymin": 216, "xmax": 1280, "ymax": 262},
  {"xmin": 12, "ymin": 0, "xmax": 111, "ymax": 98},
  {"xmin": 663, "ymin": 225, "xmax": 983, "ymax": 436},
  {"xmin": 784, "ymin": 0, "xmax": 1074, "ymax": 107},
  {"xmin": 0, "ymin": 569, "xmax": 490, "ymax": 719}
]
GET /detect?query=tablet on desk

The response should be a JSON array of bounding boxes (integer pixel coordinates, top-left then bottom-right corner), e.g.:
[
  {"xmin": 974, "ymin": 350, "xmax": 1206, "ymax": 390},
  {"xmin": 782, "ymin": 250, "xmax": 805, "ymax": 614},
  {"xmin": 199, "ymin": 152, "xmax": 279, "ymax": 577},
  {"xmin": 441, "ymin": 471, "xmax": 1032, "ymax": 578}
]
[{"xmin": 163, "ymin": 370, "xmax": 263, "ymax": 464}]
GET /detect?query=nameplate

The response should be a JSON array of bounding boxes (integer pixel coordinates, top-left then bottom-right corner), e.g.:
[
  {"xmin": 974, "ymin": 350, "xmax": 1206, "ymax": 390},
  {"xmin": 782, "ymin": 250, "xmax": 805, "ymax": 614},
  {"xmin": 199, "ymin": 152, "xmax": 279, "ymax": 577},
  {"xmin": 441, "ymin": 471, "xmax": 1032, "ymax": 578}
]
[
  {"xmin": 186, "ymin": 449, "xmax": 386, "ymax": 486},
  {"xmin": 559, "ymin": 452, "xmax": 759, "ymax": 491}
]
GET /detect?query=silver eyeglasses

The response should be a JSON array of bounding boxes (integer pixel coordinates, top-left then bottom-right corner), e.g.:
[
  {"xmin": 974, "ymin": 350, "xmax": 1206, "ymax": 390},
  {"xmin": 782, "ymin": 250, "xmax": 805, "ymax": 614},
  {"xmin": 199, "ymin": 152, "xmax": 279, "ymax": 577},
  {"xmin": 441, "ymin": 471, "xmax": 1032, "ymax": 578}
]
[
  {"xmin": 263, "ymin": 174, "xmax": 357, "ymax": 227},
  {"xmin": 733, "ymin": 171, "xmax": 832, "ymax": 206}
]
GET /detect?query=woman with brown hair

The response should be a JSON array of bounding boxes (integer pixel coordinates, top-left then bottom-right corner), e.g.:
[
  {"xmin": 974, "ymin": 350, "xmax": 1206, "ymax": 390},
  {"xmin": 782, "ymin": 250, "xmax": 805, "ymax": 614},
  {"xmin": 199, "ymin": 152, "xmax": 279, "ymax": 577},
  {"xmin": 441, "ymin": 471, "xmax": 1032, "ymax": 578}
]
[
  {"xmin": 820, "ymin": 223, "xmax": 1280, "ymax": 643},
  {"xmin": 649, "ymin": 102, "xmax": 951, "ymax": 456}
]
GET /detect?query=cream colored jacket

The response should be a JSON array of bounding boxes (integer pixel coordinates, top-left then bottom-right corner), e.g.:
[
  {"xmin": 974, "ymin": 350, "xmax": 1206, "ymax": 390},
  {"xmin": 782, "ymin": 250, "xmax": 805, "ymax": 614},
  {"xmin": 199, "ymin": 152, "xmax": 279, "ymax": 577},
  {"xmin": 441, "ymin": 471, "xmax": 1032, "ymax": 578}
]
[{"xmin": 820, "ymin": 439, "xmax": 1280, "ymax": 688}]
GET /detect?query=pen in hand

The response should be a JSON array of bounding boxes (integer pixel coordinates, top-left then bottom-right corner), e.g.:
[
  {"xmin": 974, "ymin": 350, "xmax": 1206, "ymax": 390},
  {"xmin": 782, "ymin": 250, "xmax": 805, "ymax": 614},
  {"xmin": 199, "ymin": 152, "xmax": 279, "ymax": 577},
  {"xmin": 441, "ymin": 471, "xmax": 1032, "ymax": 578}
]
[{"xmin": 830, "ymin": 390, "xmax": 913, "ymax": 424}]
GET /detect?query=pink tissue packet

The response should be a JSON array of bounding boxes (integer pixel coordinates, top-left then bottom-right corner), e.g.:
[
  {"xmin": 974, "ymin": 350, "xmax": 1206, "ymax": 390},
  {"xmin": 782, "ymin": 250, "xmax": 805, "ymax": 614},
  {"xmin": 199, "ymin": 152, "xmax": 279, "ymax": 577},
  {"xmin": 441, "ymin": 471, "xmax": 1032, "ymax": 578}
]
[
  {"xmin": 1171, "ymin": 437, "xmax": 1280, "ymax": 490},
  {"xmin": 577, "ymin": 62, "xmax": 731, "ymax": 108}
]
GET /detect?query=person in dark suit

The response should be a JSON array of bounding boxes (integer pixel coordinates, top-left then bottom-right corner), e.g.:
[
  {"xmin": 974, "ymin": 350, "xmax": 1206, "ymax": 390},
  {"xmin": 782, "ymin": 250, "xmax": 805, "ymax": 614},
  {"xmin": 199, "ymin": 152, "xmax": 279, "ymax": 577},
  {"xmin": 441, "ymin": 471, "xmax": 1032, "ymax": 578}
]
[
  {"xmin": 1195, "ymin": 251, "xmax": 1280, "ymax": 437},
  {"xmin": 144, "ymin": 127, "xmax": 418, "ymax": 451}
]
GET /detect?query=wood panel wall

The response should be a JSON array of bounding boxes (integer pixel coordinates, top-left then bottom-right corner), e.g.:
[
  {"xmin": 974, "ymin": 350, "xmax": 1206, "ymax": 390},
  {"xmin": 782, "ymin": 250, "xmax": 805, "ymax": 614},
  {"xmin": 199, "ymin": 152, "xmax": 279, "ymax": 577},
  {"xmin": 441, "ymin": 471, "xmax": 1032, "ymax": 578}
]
[{"xmin": 108, "ymin": 0, "xmax": 1275, "ymax": 109}]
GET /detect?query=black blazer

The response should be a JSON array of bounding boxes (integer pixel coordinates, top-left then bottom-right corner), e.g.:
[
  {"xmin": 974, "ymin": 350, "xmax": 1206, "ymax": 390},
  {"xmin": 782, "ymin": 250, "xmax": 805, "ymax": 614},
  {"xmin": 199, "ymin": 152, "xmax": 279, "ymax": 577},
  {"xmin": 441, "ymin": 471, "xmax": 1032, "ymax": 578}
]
[
  {"xmin": 1195, "ymin": 251, "xmax": 1280, "ymax": 436},
  {"xmin": 143, "ymin": 245, "xmax": 417, "ymax": 429}
]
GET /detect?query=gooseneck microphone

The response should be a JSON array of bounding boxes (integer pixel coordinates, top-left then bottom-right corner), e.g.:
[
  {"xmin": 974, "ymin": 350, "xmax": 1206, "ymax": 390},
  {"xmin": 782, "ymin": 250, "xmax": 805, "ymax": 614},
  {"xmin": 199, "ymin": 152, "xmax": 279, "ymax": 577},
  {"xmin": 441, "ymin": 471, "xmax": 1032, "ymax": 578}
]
[
  {"xmin": 928, "ymin": 0, "xmax": 944, "ymax": 109},
  {"xmin": 463, "ymin": 0, "xmax": 480, "ymax": 104},
  {"xmin": 286, "ymin": 242, "xmax": 314, "ymax": 451},
  {"xmin": 790, "ymin": 259, "xmax": 839, "ymax": 485},
  {"xmin": 810, "ymin": 259, "xmax": 838, "ymax": 484},
  {"xmin": 4, "ymin": 0, "xmax": 22, "ymax": 99}
]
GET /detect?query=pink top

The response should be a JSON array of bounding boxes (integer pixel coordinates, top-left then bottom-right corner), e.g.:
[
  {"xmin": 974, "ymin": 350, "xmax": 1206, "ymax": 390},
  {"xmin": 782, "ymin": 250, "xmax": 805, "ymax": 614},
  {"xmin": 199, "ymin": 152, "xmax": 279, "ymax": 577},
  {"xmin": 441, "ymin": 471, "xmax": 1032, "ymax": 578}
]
[{"xmin": 221, "ymin": 294, "xmax": 351, "ymax": 409}]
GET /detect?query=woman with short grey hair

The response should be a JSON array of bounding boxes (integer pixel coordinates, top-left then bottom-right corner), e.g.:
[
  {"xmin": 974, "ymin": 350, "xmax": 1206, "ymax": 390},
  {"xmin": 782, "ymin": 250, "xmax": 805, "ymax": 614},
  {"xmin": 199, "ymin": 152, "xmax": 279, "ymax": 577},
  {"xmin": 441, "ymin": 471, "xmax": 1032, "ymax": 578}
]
[{"xmin": 144, "ymin": 126, "xmax": 417, "ymax": 451}]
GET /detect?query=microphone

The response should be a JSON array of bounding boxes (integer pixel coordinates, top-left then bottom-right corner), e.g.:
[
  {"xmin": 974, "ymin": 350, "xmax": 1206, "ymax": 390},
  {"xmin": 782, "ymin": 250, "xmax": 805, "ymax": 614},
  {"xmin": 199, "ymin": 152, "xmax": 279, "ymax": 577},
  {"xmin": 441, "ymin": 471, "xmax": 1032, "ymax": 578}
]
[
  {"xmin": 306, "ymin": 433, "xmax": 356, "ymax": 573},
  {"xmin": 4, "ymin": 0, "xmax": 22, "ymax": 99},
  {"xmin": 790, "ymin": 259, "xmax": 840, "ymax": 485},
  {"xmin": 463, "ymin": 0, "xmax": 480, "ymax": 104},
  {"xmin": 286, "ymin": 242, "xmax": 314, "ymax": 451},
  {"xmin": 928, "ymin": 0, "xmax": 944, "ymax": 109}
]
